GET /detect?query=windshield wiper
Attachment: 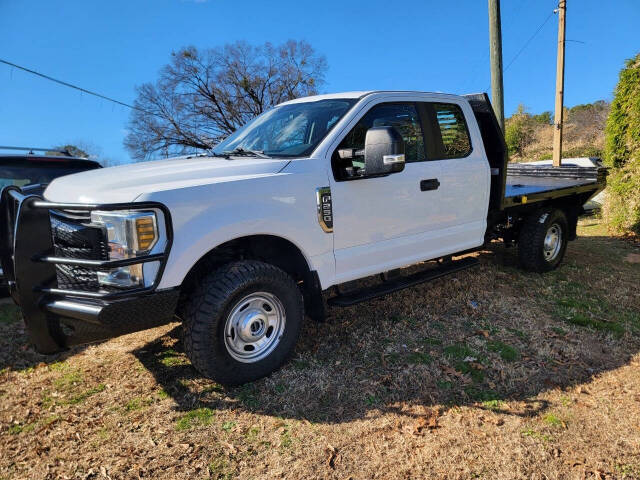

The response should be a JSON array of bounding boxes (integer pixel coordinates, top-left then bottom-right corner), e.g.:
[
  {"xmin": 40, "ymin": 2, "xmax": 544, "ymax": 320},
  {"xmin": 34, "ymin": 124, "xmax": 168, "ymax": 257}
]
[
  {"xmin": 222, "ymin": 147, "xmax": 271, "ymax": 159},
  {"xmin": 207, "ymin": 151, "xmax": 231, "ymax": 159}
]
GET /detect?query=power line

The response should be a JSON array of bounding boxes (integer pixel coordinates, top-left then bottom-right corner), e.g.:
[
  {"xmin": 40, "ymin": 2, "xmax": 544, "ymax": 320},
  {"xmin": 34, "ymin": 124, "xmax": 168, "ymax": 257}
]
[
  {"xmin": 484, "ymin": 8, "xmax": 556, "ymax": 93},
  {"xmin": 0, "ymin": 58, "xmax": 151, "ymax": 115},
  {"xmin": 464, "ymin": 0, "xmax": 547, "ymax": 93},
  {"xmin": 503, "ymin": 10, "xmax": 556, "ymax": 74}
]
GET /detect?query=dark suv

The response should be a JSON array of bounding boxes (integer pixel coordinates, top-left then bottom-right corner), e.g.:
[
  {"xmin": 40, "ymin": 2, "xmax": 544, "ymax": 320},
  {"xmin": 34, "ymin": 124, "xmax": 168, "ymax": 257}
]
[{"xmin": 0, "ymin": 147, "xmax": 102, "ymax": 289}]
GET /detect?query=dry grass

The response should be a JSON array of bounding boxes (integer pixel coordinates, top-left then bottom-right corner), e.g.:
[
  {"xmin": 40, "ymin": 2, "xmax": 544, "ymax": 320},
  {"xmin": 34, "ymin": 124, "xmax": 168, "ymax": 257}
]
[
  {"xmin": 512, "ymin": 123, "xmax": 606, "ymax": 163},
  {"xmin": 509, "ymin": 102, "xmax": 609, "ymax": 163},
  {"xmin": 1, "ymin": 218, "xmax": 640, "ymax": 479}
]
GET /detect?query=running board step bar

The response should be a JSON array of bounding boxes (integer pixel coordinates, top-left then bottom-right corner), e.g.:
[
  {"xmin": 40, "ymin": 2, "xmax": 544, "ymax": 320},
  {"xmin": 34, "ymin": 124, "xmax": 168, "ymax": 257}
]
[{"xmin": 327, "ymin": 256, "xmax": 479, "ymax": 307}]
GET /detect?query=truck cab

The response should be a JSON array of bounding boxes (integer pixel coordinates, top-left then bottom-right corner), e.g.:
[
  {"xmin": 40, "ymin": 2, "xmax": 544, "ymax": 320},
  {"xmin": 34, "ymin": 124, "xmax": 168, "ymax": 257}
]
[{"xmin": 0, "ymin": 91, "xmax": 605, "ymax": 385}]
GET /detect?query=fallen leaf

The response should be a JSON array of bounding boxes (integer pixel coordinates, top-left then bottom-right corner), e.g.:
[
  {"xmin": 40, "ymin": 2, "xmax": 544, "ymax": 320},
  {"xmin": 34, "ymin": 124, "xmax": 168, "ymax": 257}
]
[
  {"xmin": 442, "ymin": 366, "xmax": 464, "ymax": 378},
  {"xmin": 413, "ymin": 409, "xmax": 439, "ymax": 434},
  {"xmin": 594, "ymin": 469, "xmax": 606, "ymax": 480},
  {"xmin": 412, "ymin": 417, "xmax": 428, "ymax": 434},
  {"xmin": 380, "ymin": 353, "xmax": 387, "ymax": 368},
  {"xmin": 568, "ymin": 457, "xmax": 586, "ymax": 468},
  {"xmin": 624, "ymin": 253, "xmax": 640, "ymax": 264},
  {"xmin": 475, "ymin": 329, "xmax": 490, "ymax": 338},
  {"xmin": 325, "ymin": 445, "xmax": 337, "ymax": 469},
  {"xmin": 485, "ymin": 414, "xmax": 505, "ymax": 426},
  {"xmin": 223, "ymin": 441, "xmax": 237, "ymax": 455}
]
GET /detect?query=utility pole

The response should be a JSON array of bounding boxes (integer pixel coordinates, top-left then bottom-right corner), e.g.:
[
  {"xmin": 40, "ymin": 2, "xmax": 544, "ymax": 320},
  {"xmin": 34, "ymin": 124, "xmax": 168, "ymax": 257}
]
[
  {"xmin": 488, "ymin": 0, "xmax": 505, "ymax": 132},
  {"xmin": 552, "ymin": 0, "xmax": 567, "ymax": 167}
]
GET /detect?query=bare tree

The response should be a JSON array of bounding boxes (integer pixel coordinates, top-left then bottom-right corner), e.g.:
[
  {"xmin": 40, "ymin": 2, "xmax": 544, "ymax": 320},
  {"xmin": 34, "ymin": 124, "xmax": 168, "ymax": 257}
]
[
  {"xmin": 125, "ymin": 40, "xmax": 327, "ymax": 160},
  {"xmin": 47, "ymin": 144, "xmax": 90, "ymax": 158}
]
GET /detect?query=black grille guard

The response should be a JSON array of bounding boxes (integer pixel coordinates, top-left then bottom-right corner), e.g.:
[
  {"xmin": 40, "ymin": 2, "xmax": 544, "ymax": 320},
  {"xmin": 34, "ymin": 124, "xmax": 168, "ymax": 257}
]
[{"xmin": 0, "ymin": 186, "xmax": 177, "ymax": 353}]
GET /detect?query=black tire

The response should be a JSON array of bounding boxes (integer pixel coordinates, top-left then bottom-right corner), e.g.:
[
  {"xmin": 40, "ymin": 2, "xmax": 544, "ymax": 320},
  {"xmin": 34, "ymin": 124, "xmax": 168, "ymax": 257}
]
[
  {"xmin": 518, "ymin": 208, "xmax": 569, "ymax": 273},
  {"xmin": 182, "ymin": 260, "xmax": 303, "ymax": 385}
]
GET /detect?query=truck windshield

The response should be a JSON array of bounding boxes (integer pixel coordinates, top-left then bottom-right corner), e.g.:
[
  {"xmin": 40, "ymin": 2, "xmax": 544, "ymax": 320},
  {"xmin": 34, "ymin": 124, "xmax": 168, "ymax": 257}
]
[{"xmin": 212, "ymin": 98, "xmax": 357, "ymax": 158}]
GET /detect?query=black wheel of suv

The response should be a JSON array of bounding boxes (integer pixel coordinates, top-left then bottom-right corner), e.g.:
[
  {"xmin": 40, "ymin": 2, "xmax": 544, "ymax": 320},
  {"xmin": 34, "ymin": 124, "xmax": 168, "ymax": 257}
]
[
  {"xmin": 182, "ymin": 260, "xmax": 304, "ymax": 385},
  {"xmin": 518, "ymin": 208, "xmax": 569, "ymax": 273}
]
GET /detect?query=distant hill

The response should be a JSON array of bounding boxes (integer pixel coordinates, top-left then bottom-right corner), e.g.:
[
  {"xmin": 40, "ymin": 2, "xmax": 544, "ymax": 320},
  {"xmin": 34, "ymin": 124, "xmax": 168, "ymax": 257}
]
[{"xmin": 504, "ymin": 101, "xmax": 610, "ymax": 162}]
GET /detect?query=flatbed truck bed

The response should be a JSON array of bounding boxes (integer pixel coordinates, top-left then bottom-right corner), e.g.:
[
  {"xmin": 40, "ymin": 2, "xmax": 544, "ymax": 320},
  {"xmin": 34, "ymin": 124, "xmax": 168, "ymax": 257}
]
[
  {"xmin": 463, "ymin": 93, "xmax": 606, "ymax": 219},
  {"xmin": 504, "ymin": 158, "xmax": 606, "ymax": 208}
]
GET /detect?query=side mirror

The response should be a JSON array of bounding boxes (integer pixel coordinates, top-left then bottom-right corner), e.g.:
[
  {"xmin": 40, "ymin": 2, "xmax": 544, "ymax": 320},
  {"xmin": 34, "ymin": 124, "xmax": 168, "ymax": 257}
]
[{"xmin": 363, "ymin": 126, "xmax": 405, "ymax": 176}]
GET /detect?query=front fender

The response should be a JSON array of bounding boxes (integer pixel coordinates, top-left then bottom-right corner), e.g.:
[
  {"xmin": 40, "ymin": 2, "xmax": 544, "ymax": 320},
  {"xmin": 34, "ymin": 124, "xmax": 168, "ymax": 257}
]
[{"xmin": 137, "ymin": 170, "xmax": 334, "ymax": 290}]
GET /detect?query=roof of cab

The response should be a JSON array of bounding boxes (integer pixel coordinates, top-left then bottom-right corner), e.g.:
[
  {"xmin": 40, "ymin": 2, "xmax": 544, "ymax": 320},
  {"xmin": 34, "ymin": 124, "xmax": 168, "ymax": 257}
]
[
  {"xmin": 279, "ymin": 90, "xmax": 471, "ymax": 106},
  {"xmin": 279, "ymin": 91, "xmax": 373, "ymax": 105}
]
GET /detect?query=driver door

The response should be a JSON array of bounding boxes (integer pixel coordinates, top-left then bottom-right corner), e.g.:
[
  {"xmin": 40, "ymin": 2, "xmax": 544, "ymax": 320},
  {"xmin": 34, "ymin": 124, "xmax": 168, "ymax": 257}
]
[{"xmin": 329, "ymin": 102, "xmax": 445, "ymax": 283}]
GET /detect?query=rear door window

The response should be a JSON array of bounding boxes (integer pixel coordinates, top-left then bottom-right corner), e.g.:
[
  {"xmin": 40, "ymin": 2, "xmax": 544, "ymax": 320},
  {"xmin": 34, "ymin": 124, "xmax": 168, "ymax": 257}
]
[{"xmin": 422, "ymin": 103, "xmax": 472, "ymax": 159}]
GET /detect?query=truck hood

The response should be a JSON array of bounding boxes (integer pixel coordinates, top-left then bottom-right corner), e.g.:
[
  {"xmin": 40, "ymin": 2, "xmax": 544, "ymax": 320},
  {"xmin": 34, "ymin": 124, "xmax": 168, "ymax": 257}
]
[{"xmin": 44, "ymin": 155, "xmax": 291, "ymax": 203}]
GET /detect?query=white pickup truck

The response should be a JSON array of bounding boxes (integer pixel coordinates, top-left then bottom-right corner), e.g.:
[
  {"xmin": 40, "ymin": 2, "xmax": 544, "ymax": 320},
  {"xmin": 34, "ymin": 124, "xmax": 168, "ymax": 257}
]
[{"xmin": 0, "ymin": 91, "xmax": 606, "ymax": 384}]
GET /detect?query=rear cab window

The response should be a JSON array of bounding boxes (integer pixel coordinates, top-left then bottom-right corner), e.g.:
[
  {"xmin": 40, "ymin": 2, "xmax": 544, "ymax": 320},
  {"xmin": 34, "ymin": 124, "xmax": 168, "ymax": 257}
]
[{"xmin": 421, "ymin": 102, "xmax": 472, "ymax": 159}]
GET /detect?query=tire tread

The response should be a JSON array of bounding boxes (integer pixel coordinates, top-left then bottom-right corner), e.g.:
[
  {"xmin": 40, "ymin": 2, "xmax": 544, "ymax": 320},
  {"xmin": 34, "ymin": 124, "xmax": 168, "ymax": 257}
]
[
  {"xmin": 518, "ymin": 208, "xmax": 568, "ymax": 273},
  {"xmin": 182, "ymin": 260, "xmax": 303, "ymax": 385}
]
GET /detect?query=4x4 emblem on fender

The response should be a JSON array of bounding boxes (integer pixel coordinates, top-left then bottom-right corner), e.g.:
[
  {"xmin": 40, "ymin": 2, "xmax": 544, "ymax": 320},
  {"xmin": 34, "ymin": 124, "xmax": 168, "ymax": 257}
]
[{"xmin": 316, "ymin": 187, "xmax": 333, "ymax": 233}]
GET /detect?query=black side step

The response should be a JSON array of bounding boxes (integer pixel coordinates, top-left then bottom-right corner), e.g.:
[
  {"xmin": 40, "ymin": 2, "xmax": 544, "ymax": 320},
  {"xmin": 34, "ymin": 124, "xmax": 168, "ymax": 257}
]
[{"xmin": 327, "ymin": 256, "xmax": 478, "ymax": 307}]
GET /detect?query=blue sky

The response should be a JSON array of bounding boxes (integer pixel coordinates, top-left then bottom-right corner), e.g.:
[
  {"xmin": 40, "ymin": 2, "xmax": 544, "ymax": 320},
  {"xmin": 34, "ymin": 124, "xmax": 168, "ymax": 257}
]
[{"xmin": 1, "ymin": 0, "xmax": 638, "ymax": 164}]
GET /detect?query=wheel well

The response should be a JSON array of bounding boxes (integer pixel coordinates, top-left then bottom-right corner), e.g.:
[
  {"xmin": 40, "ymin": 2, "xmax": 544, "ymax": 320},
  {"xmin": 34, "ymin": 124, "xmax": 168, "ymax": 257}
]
[
  {"xmin": 496, "ymin": 198, "xmax": 585, "ymax": 245},
  {"xmin": 547, "ymin": 199, "xmax": 583, "ymax": 240},
  {"xmin": 178, "ymin": 235, "xmax": 325, "ymax": 321}
]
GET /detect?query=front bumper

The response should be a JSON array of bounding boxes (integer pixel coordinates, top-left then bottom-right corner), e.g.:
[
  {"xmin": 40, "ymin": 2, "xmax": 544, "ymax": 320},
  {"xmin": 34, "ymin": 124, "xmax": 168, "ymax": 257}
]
[{"xmin": 0, "ymin": 187, "xmax": 178, "ymax": 353}]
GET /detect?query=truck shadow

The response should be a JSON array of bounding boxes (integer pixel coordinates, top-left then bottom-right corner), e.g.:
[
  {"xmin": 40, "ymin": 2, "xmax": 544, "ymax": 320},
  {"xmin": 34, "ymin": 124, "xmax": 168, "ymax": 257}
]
[{"xmin": 133, "ymin": 233, "xmax": 640, "ymax": 424}]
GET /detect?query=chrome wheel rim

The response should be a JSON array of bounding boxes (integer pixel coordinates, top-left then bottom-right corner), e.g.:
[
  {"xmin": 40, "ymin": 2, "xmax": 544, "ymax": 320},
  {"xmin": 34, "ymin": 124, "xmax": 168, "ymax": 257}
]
[
  {"xmin": 224, "ymin": 292, "xmax": 286, "ymax": 363},
  {"xmin": 543, "ymin": 223, "xmax": 562, "ymax": 262}
]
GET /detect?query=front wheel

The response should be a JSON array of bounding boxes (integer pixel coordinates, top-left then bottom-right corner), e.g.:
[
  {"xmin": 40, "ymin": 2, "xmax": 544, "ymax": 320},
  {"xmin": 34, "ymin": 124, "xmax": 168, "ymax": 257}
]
[
  {"xmin": 182, "ymin": 260, "xmax": 304, "ymax": 385},
  {"xmin": 518, "ymin": 208, "xmax": 569, "ymax": 272}
]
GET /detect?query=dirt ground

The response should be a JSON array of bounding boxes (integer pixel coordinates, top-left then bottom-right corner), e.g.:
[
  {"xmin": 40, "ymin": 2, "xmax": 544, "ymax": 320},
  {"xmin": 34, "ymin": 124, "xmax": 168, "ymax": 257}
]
[{"xmin": 1, "ymin": 218, "xmax": 640, "ymax": 480}]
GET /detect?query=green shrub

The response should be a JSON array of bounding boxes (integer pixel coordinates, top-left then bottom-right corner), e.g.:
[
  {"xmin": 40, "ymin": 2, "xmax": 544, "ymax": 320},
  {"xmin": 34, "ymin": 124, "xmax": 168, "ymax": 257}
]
[
  {"xmin": 604, "ymin": 53, "xmax": 640, "ymax": 234},
  {"xmin": 532, "ymin": 111, "xmax": 552, "ymax": 125},
  {"xmin": 504, "ymin": 104, "xmax": 534, "ymax": 158}
]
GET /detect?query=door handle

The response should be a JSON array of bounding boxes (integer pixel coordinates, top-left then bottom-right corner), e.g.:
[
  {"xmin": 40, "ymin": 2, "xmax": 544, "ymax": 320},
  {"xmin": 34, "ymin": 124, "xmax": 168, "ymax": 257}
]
[{"xmin": 420, "ymin": 178, "xmax": 440, "ymax": 191}]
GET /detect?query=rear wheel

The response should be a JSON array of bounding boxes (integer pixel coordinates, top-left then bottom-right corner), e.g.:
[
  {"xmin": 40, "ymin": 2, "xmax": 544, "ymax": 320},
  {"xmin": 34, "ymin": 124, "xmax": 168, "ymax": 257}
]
[
  {"xmin": 182, "ymin": 260, "xmax": 303, "ymax": 385},
  {"xmin": 518, "ymin": 208, "xmax": 568, "ymax": 272}
]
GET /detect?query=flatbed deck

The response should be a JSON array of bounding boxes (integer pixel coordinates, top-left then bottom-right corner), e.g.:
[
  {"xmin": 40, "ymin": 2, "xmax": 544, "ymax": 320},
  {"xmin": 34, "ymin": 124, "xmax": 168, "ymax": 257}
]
[
  {"xmin": 502, "ymin": 159, "xmax": 606, "ymax": 208},
  {"xmin": 506, "ymin": 176, "xmax": 597, "ymax": 197}
]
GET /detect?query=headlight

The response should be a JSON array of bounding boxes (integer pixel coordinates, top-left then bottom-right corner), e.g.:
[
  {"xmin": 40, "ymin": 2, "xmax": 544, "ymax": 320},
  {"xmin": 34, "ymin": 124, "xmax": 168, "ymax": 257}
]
[{"xmin": 90, "ymin": 210, "xmax": 166, "ymax": 289}]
